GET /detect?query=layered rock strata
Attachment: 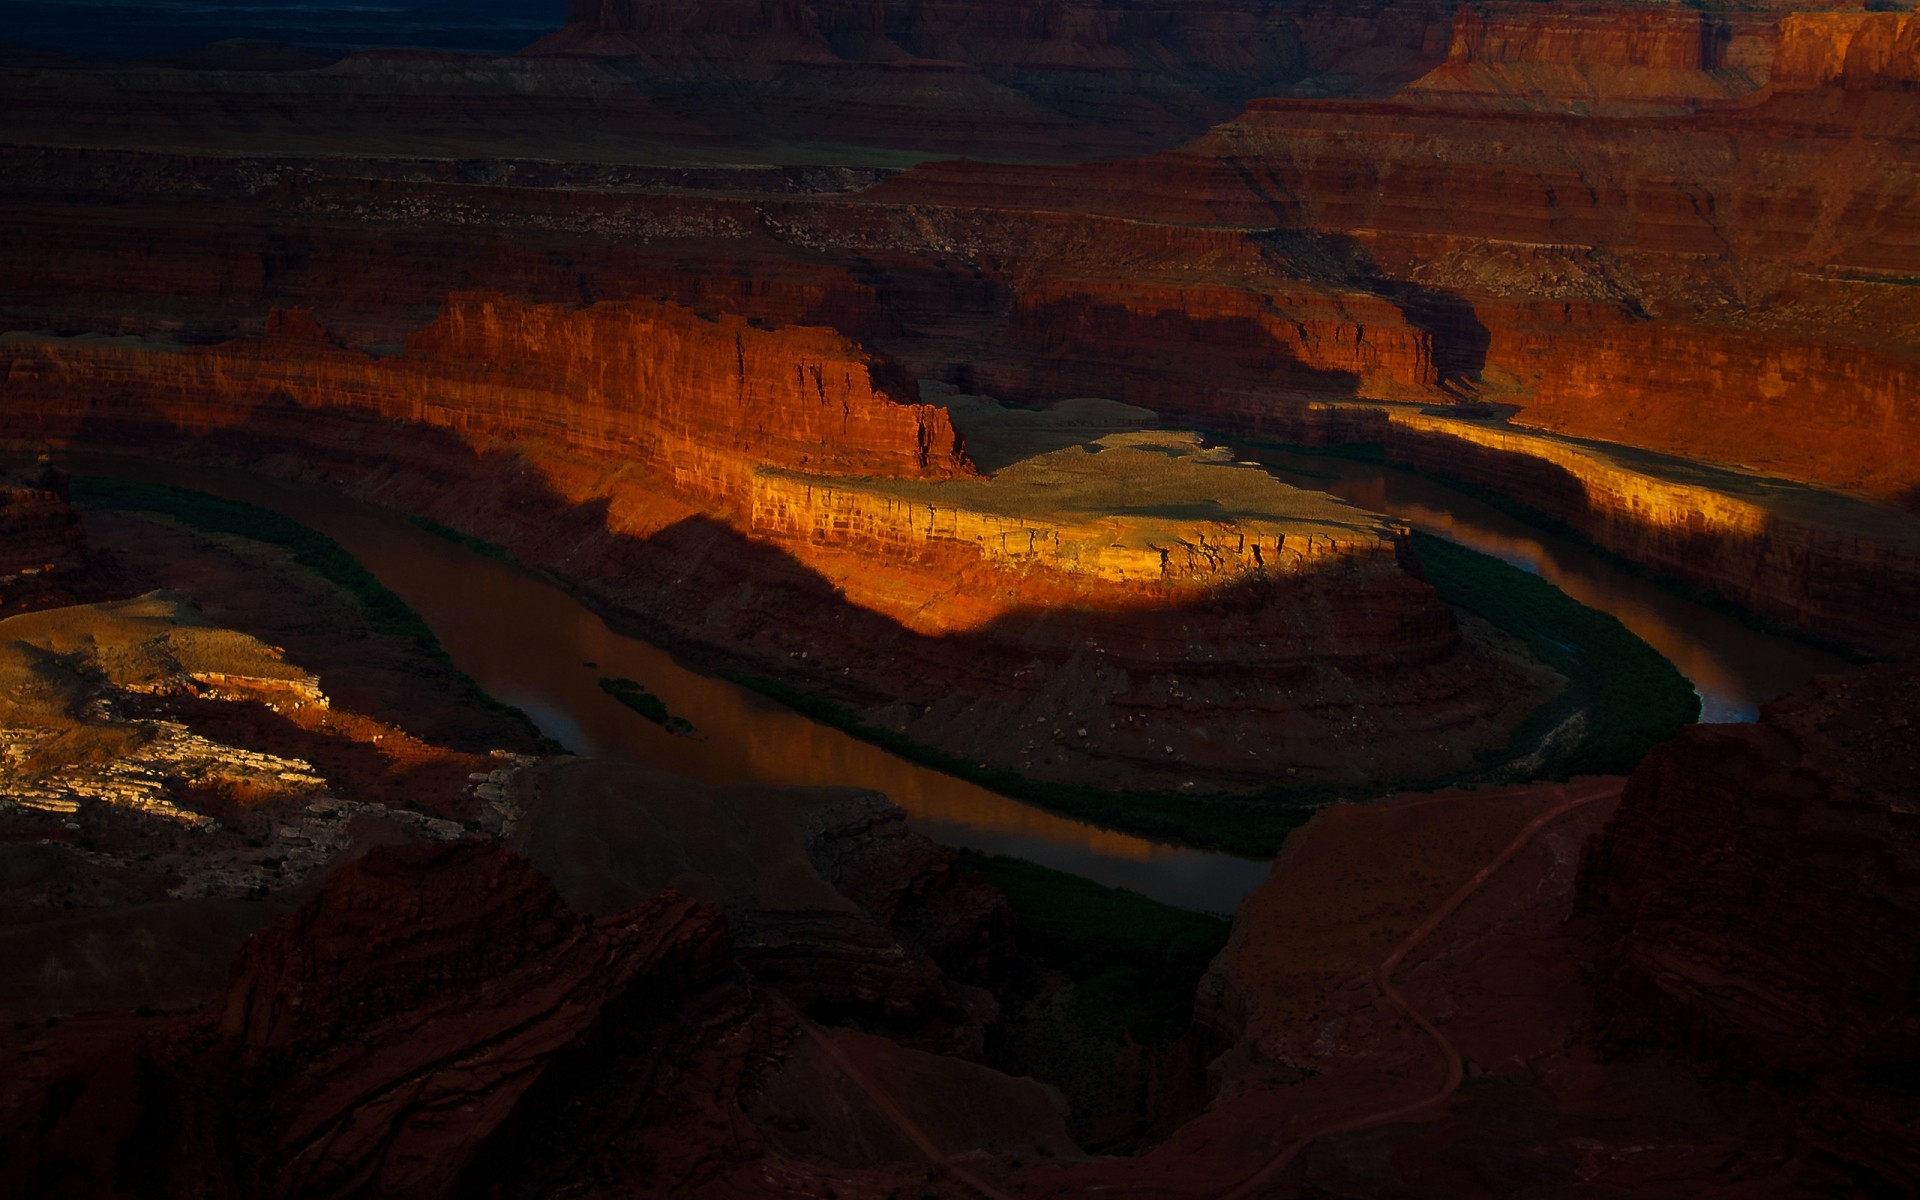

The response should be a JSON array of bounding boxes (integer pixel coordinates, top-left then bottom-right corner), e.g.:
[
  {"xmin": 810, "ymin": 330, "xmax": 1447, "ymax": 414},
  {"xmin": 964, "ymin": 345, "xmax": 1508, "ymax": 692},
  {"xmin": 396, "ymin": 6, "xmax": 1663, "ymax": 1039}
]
[
  {"xmin": 117, "ymin": 841, "xmax": 773, "ymax": 1198},
  {"xmin": 878, "ymin": 13, "xmax": 1920, "ymax": 509},
  {"xmin": 1241, "ymin": 402, "xmax": 1920, "ymax": 658},
  {"xmin": 508, "ymin": 758, "xmax": 1012, "ymax": 1054},
  {"xmin": 1403, "ymin": 3, "xmax": 1776, "ymax": 112},
  {"xmin": 1773, "ymin": 10, "xmax": 1920, "ymax": 90},
  {"xmin": 1, "ymin": 299, "xmax": 1539, "ymax": 794},
  {"xmin": 1, "ymin": 835, "xmax": 1074, "ymax": 1198},
  {"xmin": 0, "ymin": 457, "xmax": 83, "ymax": 610},
  {"xmin": 1582, "ymin": 659, "xmax": 1920, "ymax": 1195}
]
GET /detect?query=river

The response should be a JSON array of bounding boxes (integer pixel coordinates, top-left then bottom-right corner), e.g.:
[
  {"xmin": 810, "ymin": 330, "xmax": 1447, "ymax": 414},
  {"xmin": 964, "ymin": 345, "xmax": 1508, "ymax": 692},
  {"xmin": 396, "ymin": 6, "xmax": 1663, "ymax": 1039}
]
[
  {"xmin": 81, "ymin": 450, "xmax": 1843, "ymax": 914},
  {"xmin": 1245, "ymin": 447, "xmax": 1847, "ymax": 723},
  {"xmin": 88, "ymin": 462, "xmax": 1273, "ymax": 913}
]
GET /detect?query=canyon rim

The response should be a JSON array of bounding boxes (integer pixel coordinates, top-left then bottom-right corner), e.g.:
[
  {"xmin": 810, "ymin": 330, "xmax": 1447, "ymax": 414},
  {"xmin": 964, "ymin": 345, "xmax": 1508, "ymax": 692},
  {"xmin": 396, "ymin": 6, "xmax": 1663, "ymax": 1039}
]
[{"xmin": 1, "ymin": 2, "xmax": 1917, "ymax": 1198}]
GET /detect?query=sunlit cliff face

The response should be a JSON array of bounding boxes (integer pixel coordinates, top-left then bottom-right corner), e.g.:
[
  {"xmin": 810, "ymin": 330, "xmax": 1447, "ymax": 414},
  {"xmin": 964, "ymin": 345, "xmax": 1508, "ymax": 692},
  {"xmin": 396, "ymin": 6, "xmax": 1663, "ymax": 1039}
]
[
  {"xmin": 2, "ymin": 287, "xmax": 1544, "ymax": 799},
  {"xmin": 2, "ymin": 2, "xmax": 1919, "ymax": 1196}
]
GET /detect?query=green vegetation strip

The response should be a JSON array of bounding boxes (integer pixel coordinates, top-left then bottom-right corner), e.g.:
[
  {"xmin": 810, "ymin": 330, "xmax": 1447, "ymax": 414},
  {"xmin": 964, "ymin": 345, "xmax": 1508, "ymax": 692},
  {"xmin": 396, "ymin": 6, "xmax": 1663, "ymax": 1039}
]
[
  {"xmin": 954, "ymin": 849, "xmax": 1229, "ymax": 1044},
  {"xmin": 722, "ymin": 671, "xmax": 1309, "ymax": 857},
  {"xmin": 407, "ymin": 514, "xmax": 516, "ymax": 563},
  {"xmin": 71, "ymin": 476, "xmax": 555, "ymax": 745},
  {"xmin": 76, "ymin": 477, "xmax": 440, "ymax": 652},
  {"xmin": 1241, "ymin": 435, "xmax": 1871, "ymax": 663},
  {"xmin": 728, "ymin": 532, "xmax": 1697, "ymax": 851},
  {"xmin": 1414, "ymin": 531, "xmax": 1700, "ymax": 777}
]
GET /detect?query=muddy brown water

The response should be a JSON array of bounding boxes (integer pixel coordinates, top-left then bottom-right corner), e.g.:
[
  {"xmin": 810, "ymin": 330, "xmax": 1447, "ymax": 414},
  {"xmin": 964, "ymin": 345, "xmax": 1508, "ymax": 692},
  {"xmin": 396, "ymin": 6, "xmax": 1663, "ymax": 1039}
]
[
  {"xmin": 1249, "ymin": 448, "xmax": 1847, "ymax": 723},
  {"xmin": 85, "ymin": 462, "xmax": 1272, "ymax": 912},
  {"xmin": 79, "ymin": 449, "xmax": 1841, "ymax": 913}
]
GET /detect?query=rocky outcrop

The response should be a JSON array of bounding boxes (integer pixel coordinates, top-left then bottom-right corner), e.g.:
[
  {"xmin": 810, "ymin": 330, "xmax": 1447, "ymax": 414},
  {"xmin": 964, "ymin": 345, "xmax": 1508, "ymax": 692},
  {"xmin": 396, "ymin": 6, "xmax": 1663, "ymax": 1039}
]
[
  {"xmin": 1249, "ymin": 402, "xmax": 1920, "ymax": 659},
  {"xmin": 801, "ymin": 790, "xmax": 1013, "ymax": 988},
  {"xmin": 0, "ymin": 291, "xmax": 1540, "ymax": 797},
  {"xmin": 868, "ymin": 6, "xmax": 1920, "ymax": 510},
  {"xmin": 1582, "ymin": 660, "xmax": 1920, "ymax": 1195},
  {"xmin": 0, "ymin": 458, "xmax": 83, "ymax": 611},
  {"xmin": 509, "ymin": 760, "xmax": 1013, "ymax": 1054},
  {"xmin": 124, "ymin": 841, "xmax": 771, "ymax": 1199},
  {"xmin": 979, "ymin": 275, "xmax": 1443, "ymax": 417},
  {"xmin": 1446, "ymin": 6, "xmax": 1722, "ymax": 72},
  {"xmin": 1400, "ymin": 3, "xmax": 1768, "ymax": 113},
  {"xmin": 0, "ymin": 831, "xmax": 1091, "ymax": 1198},
  {"xmin": 0, "ymin": 295, "xmax": 963, "ymax": 489},
  {"xmin": 1772, "ymin": 11, "xmax": 1920, "ymax": 91}
]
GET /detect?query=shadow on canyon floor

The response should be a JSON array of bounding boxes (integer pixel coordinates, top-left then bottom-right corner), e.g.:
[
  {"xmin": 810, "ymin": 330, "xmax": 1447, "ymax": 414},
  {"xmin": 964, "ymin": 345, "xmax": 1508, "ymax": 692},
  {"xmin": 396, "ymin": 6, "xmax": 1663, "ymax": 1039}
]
[
  {"xmin": 1256, "ymin": 228, "xmax": 1495, "ymax": 392},
  {"xmin": 986, "ymin": 295, "xmax": 1368, "ymax": 412},
  {"xmin": 40, "ymin": 399, "xmax": 1555, "ymax": 853}
]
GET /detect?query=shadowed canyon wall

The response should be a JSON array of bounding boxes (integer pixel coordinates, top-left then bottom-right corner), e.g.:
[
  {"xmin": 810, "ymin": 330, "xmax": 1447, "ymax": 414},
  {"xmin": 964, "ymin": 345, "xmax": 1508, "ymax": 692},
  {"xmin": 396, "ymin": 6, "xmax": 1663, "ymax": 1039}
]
[
  {"xmin": 0, "ymin": 459, "xmax": 84, "ymax": 611},
  {"xmin": 0, "ymin": 2, "xmax": 1914, "ymax": 788},
  {"xmin": 875, "ymin": 11, "xmax": 1920, "ymax": 507},
  {"xmin": 1582, "ymin": 658, "xmax": 1920, "ymax": 1196},
  {"xmin": 0, "ymin": 295, "xmax": 1536, "ymax": 796}
]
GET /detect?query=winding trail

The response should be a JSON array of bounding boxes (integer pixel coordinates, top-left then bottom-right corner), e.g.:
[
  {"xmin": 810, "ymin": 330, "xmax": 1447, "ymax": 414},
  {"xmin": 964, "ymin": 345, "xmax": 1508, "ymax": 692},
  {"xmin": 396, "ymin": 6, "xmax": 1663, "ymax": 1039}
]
[
  {"xmin": 773, "ymin": 779, "xmax": 1617, "ymax": 1200},
  {"xmin": 778, "ymin": 996, "xmax": 1021, "ymax": 1200},
  {"xmin": 1218, "ymin": 780, "xmax": 1621, "ymax": 1199}
]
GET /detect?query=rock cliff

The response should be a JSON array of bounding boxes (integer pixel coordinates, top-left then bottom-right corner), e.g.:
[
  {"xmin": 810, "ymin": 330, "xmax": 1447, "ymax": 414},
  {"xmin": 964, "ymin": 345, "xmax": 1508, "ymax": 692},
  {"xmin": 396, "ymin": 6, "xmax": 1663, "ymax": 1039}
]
[
  {"xmin": 5, "ymin": 294, "xmax": 964, "ymax": 487},
  {"xmin": 863, "ymin": 6, "xmax": 1920, "ymax": 519},
  {"xmin": 508, "ymin": 759, "xmax": 1013, "ymax": 1054},
  {"xmin": 5, "ymin": 840, "xmax": 781, "ymax": 1198},
  {"xmin": 1403, "ymin": 3, "xmax": 1769, "ymax": 112},
  {"xmin": 0, "ymin": 458, "xmax": 84, "ymax": 611},
  {"xmin": 1250, "ymin": 402, "xmax": 1920, "ymax": 658},
  {"xmin": 1, "ymin": 0, "xmax": 1912, "ymax": 778},
  {"xmin": 0, "ymin": 294, "xmax": 1538, "ymax": 797},
  {"xmin": 1582, "ymin": 660, "xmax": 1920, "ymax": 1195},
  {"xmin": 0, "ymin": 808, "xmax": 1077, "ymax": 1198},
  {"xmin": 1773, "ymin": 11, "xmax": 1920, "ymax": 90}
]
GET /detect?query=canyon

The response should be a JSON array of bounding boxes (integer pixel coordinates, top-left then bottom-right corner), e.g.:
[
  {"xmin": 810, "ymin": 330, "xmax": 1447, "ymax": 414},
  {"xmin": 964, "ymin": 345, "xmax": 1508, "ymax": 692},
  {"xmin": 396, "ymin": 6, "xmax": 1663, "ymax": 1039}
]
[
  {"xmin": 1, "ymin": 1, "xmax": 1916, "ymax": 1197},
  {"xmin": 0, "ymin": 297, "xmax": 1545, "ymax": 801}
]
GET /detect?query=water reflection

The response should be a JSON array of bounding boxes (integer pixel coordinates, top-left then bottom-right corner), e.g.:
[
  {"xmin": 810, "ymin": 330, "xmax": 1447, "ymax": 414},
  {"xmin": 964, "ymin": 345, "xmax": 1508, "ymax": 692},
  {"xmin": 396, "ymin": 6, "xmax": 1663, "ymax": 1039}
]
[
  {"xmin": 1246, "ymin": 448, "xmax": 1847, "ymax": 723},
  {"xmin": 93, "ymin": 462, "xmax": 1271, "ymax": 913},
  {"xmin": 84, "ymin": 448, "xmax": 1841, "ymax": 911}
]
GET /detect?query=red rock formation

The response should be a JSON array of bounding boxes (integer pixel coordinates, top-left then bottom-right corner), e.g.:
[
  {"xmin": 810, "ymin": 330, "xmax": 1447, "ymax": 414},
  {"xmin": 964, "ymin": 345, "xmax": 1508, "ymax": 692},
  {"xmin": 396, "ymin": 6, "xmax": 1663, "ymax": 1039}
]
[
  {"xmin": 524, "ymin": 0, "xmax": 1460, "ymax": 147},
  {"xmin": 1243, "ymin": 403, "xmax": 1920, "ymax": 658},
  {"xmin": 0, "ymin": 458, "xmax": 84, "ymax": 612},
  {"xmin": 1772, "ymin": 11, "xmax": 1920, "ymax": 90},
  {"xmin": 2, "ymin": 295, "xmax": 968, "ymax": 490},
  {"xmin": 1445, "ymin": 5, "xmax": 1722, "ymax": 72},
  {"xmin": 979, "ymin": 275, "xmax": 1443, "ymax": 419},
  {"xmin": 510, "ymin": 762, "xmax": 1013, "ymax": 1054},
  {"xmin": 1582, "ymin": 660, "xmax": 1920, "ymax": 1195},
  {"xmin": 802, "ymin": 791, "xmax": 1012, "ymax": 987},
  {"xmin": 869, "ymin": 7, "xmax": 1920, "ymax": 509},
  {"xmin": 17, "ymin": 840, "xmax": 778, "ymax": 1199},
  {"xmin": 1, "ymin": 285, "xmax": 1539, "ymax": 797}
]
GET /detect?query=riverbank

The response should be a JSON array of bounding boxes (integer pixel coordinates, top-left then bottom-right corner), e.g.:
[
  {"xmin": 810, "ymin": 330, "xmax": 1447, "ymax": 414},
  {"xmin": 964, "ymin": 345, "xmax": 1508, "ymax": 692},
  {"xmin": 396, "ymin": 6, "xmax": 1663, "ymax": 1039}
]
[
  {"xmin": 72, "ymin": 476, "xmax": 557, "ymax": 750},
  {"xmin": 725, "ymin": 532, "xmax": 1696, "ymax": 852},
  {"xmin": 1242, "ymin": 436, "xmax": 1876, "ymax": 664},
  {"xmin": 1226, "ymin": 402, "xmax": 1920, "ymax": 658},
  {"xmin": 68, "ymin": 469, "xmax": 1698, "ymax": 860},
  {"xmin": 57, "ymin": 458, "xmax": 1276, "ymax": 909}
]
